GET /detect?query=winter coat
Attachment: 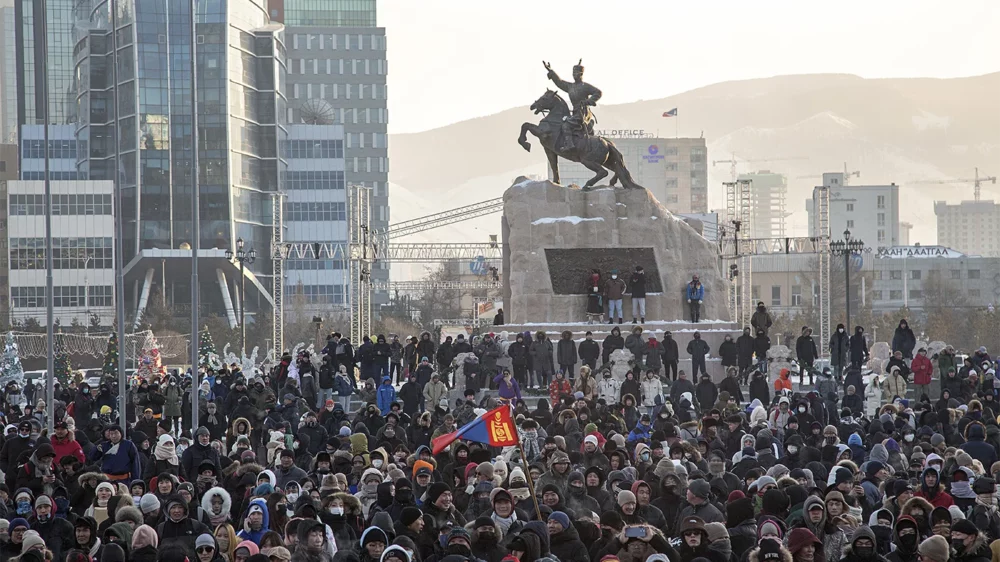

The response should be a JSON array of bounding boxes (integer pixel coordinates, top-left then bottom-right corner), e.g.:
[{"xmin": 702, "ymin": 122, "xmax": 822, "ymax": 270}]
[
  {"xmin": 661, "ymin": 336, "xmax": 679, "ymax": 363},
  {"xmin": 641, "ymin": 377, "xmax": 663, "ymax": 407},
  {"xmin": 548, "ymin": 525, "xmax": 589, "ymax": 562},
  {"xmin": 645, "ymin": 339, "xmax": 663, "ymax": 371},
  {"xmin": 829, "ymin": 326, "xmax": 850, "ymax": 367},
  {"xmin": 796, "ymin": 333, "xmax": 818, "ymax": 364},
  {"xmin": 596, "ymin": 377, "xmax": 621, "ymax": 405},
  {"xmin": 753, "ymin": 334, "xmax": 770, "ymax": 360},
  {"xmin": 423, "ymin": 380, "xmax": 447, "ymax": 408},
  {"xmin": 687, "ymin": 338, "xmax": 710, "ymax": 359},
  {"xmin": 695, "ymin": 379, "xmax": 718, "ymax": 410},
  {"xmin": 557, "ymin": 336, "xmax": 578, "ymax": 367},
  {"xmin": 629, "ymin": 271, "xmax": 647, "ymax": 298},
  {"xmin": 883, "ymin": 370, "xmax": 906, "ymax": 401},
  {"xmin": 602, "ymin": 329, "xmax": 625, "ymax": 364},
  {"xmin": 751, "ymin": 308, "xmax": 773, "ymax": 334},
  {"xmin": 892, "ymin": 324, "xmax": 917, "ymax": 358},
  {"xmin": 578, "ymin": 339, "xmax": 600, "ymax": 366},
  {"xmin": 605, "ymin": 277, "xmax": 627, "ymax": 300},
  {"xmin": 719, "ymin": 339, "xmax": 738, "ymax": 366},
  {"xmin": 912, "ymin": 353, "xmax": 934, "ymax": 385},
  {"xmin": 376, "ymin": 383, "xmax": 396, "ymax": 415},
  {"xmin": 686, "ymin": 282, "xmax": 704, "ymax": 301},
  {"xmin": 529, "ymin": 337, "xmax": 554, "ymax": 372},
  {"xmin": 849, "ymin": 328, "xmax": 869, "ymax": 363},
  {"xmin": 476, "ymin": 339, "xmax": 500, "ymax": 373},
  {"xmin": 164, "ymin": 384, "xmax": 182, "ymax": 418},
  {"xmin": 625, "ymin": 332, "xmax": 646, "ymax": 365},
  {"xmin": 865, "ymin": 376, "xmax": 883, "ymax": 417},
  {"xmin": 736, "ymin": 333, "xmax": 755, "ymax": 368}
]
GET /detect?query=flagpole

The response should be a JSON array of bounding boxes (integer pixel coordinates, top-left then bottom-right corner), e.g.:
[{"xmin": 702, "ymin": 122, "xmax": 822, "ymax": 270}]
[{"xmin": 517, "ymin": 442, "xmax": 544, "ymax": 521}]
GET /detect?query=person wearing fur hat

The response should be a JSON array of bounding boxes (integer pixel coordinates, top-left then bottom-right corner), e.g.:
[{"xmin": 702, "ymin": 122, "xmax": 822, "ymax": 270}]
[{"xmin": 951, "ymin": 518, "xmax": 992, "ymax": 562}]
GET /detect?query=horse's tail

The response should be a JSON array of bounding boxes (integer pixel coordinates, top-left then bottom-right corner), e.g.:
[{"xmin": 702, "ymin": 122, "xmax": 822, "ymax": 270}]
[{"xmin": 608, "ymin": 142, "xmax": 643, "ymax": 190}]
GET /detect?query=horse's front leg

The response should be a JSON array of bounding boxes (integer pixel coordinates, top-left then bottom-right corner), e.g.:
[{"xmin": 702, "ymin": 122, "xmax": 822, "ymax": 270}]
[
  {"xmin": 545, "ymin": 147, "xmax": 560, "ymax": 184},
  {"xmin": 518, "ymin": 122, "xmax": 539, "ymax": 152}
]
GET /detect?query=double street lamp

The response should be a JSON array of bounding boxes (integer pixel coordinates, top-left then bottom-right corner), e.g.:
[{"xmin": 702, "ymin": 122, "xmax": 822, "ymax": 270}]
[
  {"xmin": 829, "ymin": 229, "xmax": 867, "ymax": 332},
  {"xmin": 225, "ymin": 237, "xmax": 256, "ymax": 353}
]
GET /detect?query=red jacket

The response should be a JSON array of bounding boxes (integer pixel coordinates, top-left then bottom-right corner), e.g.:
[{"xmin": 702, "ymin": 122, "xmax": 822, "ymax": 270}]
[
  {"xmin": 50, "ymin": 434, "xmax": 85, "ymax": 465},
  {"xmin": 774, "ymin": 369, "xmax": 792, "ymax": 392},
  {"xmin": 914, "ymin": 487, "xmax": 954, "ymax": 508},
  {"xmin": 549, "ymin": 379, "xmax": 572, "ymax": 407},
  {"xmin": 912, "ymin": 354, "xmax": 934, "ymax": 385}
]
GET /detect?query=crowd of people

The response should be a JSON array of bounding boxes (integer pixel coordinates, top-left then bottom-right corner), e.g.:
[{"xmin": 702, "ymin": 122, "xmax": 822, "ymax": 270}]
[{"xmin": 0, "ymin": 318, "xmax": 997, "ymax": 562}]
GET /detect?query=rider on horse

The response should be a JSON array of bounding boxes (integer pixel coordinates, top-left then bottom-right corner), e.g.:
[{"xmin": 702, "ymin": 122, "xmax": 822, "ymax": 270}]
[{"xmin": 544, "ymin": 59, "xmax": 602, "ymax": 152}]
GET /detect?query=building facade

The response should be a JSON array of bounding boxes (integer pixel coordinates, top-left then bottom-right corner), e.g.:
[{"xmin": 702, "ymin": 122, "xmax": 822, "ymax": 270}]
[
  {"xmin": 14, "ymin": 0, "xmax": 77, "ymax": 130},
  {"xmin": 739, "ymin": 170, "xmax": 787, "ymax": 239},
  {"xmin": 1, "ymin": 3, "xmax": 18, "ymax": 143},
  {"xmin": 282, "ymin": 124, "xmax": 348, "ymax": 313},
  {"xmin": 807, "ymin": 172, "xmax": 901, "ymax": 250},
  {"xmin": 276, "ymin": 0, "xmax": 389, "ymax": 302},
  {"xmin": 935, "ymin": 200, "xmax": 1000, "ymax": 257},
  {"xmin": 548, "ymin": 135, "xmax": 708, "ymax": 214},
  {"xmin": 72, "ymin": 0, "xmax": 287, "ymax": 325},
  {"xmin": 6, "ymin": 180, "xmax": 116, "ymax": 325}
]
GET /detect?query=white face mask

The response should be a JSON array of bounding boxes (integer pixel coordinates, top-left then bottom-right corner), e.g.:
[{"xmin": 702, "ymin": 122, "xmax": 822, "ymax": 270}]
[
  {"xmin": 287, "ymin": 492, "xmax": 299, "ymax": 503},
  {"xmin": 787, "ymin": 446, "xmax": 798, "ymax": 454},
  {"xmin": 611, "ymin": 275, "xmax": 617, "ymax": 279},
  {"xmin": 330, "ymin": 506, "xmax": 344, "ymax": 516},
  {"xmin": 905, "ymin": 434, "xmax": 914, "ymax": 442},
  {"xmin": 372, "ymin": 459, "xmax": 383, "ymax": 469},
  {"xmin": 838, "ymin": 329, "xmax": 844, "ymax": 333}
]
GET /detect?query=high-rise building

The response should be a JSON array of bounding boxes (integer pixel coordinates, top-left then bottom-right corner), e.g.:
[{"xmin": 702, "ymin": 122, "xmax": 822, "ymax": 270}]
[
  {"xmin": 282, "ymin": 124, "xmax": 349, "ymax": 312},
  {"xmin": 6, "ymin": 180, "xmax": 116, "ymax": 325},
  {"xmin": 274, "ymin": 0, "xmax": 389, "ymax": 301},
  {"xmin": 547, "ymin": 136, "xmax": 708, "ymax": 214},
  {"xmin": 1, "ymin": 2, "xmax": 18, "ymax": 143},
  {"xmin": 807, "ymin": 172, "xmax": 900, "ymax": 250},
  {"xmin": 935, "ymin": 200, "xmax": 1000, "ymax": 257},
  {"xmin": 738, "ymin": 170, "xmax": 787, "ymax": 239},
  {"xmin": 14, "ymin": 0, "xmax": 76, "ymax": 128},
  {"xmin": 72, "ymin": 0, "xmax": 287, "ymax": 324}
]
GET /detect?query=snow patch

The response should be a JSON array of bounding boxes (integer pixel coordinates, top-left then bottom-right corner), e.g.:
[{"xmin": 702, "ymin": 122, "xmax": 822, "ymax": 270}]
[
  {"xmin": 912, "ymin": 110, "xmax": 951, "ymax": 131},
  {"xmin": 512, "ymin": 179, "xmax": 534, "ymax": 189},
  {"xmin": 531, "ymin": 216, "xmax": 605, "ymax": 226},
  {"xmin": 651, "ymin": 216, "xmax": 658, "ymax": 220},
  {"xmin": 616, "ymin": 202, "xmax": 627, "ymax": 207},
  {"xmin": 618, "ymin": 217, "xmax": 628, "ymax": 220}
]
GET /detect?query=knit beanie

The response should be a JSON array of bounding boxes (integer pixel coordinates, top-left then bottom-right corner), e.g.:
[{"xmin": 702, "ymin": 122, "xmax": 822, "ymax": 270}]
[
  {"xmin": 139, "ymin": 493, "xmax": 160, "ymax": 515},
  {"xmin": 617, "ymin": 490, "xmax": 636, "ymax": 507},
  {"xmin": 548, "ymin": 511, "xmax": 570, "ymax": 531},
  {"xmin": 399, "ymin": 506, "xmax": 422, "ymax": 528},
  {"xmin": 917, "ymin": 535, "xmax": 950, "ymax": 562},
  {"xmin": 21, "ymin": 530, "xmax": 45, "ymax": 553}
]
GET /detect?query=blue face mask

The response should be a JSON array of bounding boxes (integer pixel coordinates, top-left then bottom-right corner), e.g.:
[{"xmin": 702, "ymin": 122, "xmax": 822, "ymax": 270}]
[
  {"xmin": 16, "ymin": 500, "xmax": 30, "ymax": 515},
  {"xmin": 55, "ymin": 498, "xmax": 69, "ymax": 514}
]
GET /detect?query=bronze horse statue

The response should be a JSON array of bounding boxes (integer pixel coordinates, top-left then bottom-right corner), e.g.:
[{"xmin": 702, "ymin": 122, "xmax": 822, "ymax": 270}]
[{"xmin": 518, "ymin": 90, "xmax": 643, "ymax": 190}]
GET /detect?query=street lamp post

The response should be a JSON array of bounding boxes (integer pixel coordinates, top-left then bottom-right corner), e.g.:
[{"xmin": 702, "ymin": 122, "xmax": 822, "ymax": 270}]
[
  {"xmin": 225, "ymin": 238, "xmax": 256, "ymax": 354},
  {"xmin": 829, "ymin": 229, "xmax": 866, "ymax": 331}
]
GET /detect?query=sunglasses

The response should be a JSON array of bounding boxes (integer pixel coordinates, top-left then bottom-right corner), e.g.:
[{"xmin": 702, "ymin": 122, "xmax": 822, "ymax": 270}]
[{"xmin": 197, "ymin": 547, "xmax": 215, "ymax": 553}]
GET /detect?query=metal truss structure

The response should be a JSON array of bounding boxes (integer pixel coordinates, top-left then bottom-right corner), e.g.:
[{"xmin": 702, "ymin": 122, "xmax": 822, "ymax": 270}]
[
  {"xmin": 379, "ymin": 198, "xmax": 503, "ymax": 240},
  {"xmin": 722, "ymin": 179, "xmax": 754, "ymax": 328},
  {"xmin": 372, "ymin": 280, "xmax": 504, "ymax": 291},
  {"xmin": 718, "ymin": 236, "xmax": 824, "ymax": 258},
  {"xmin": 431, "ymin": 318, "xmax": 494, "ymax": 327},
  {"xmin": 269, "ymin": 193, "xmax": 288, "ymax": 357},
  {"xmin": 349, "ymin": 185, "xmax": 374, "ymax": 345},
  {"xmin": 816, "ymin": 185, "xmax": 832, "ymax": 351}
]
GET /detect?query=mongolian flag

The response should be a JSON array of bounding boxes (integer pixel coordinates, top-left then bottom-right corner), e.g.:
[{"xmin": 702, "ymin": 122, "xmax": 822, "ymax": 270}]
[
  {"xmin": 431, "ymin": 404, "xmax": 518, "ymax": 455},
  {"xmin": 662, "ymin": 108, "xmax": 678, "ymax": 117}
]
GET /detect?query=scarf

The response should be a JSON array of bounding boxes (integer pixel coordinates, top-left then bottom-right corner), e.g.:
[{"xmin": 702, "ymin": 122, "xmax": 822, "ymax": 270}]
[
  {"xmin": 207, "ymin": 407, "xmax": 219, "ymax": 425},
  {"xmin": 977, "ymin": 495, "xmax": 998, "ymax": 513},
  {"xmin": 154, "ymin": 441, "xmax": 179, "ymax": 465},
  {"xmin": 87, "ymin": 538, "xmax": 102, "ymax": 558},
  {"xmin": 952, "ymin": 481, "xmax": 977, "ymax": 499},
  {"xmin": 492, "ymin": 510, "xmax": 517, "ymax": 535}
]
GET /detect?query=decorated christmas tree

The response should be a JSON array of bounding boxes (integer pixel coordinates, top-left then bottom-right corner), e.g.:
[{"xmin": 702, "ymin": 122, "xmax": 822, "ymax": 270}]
[
  {"xmin": 198, "ymin": 326, "xmax": 219, "ymax": 369},
  {"xmin": 136, "ymin": 337, "xmax": 167, "ymax": 381},
  {"xmin": 0, "ymin": 332, "xmax": 25, "ymax": 390},
  {"xmin": 53, "ymin": 340, "xmax": 73, "ymax": 385},
  {"xmin": 102, "ymin": 332, "xmax": 119, "ymax": 376}
]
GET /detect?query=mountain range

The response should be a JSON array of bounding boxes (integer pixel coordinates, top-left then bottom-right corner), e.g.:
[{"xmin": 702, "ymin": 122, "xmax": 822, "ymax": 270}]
[{"xmin": 386, "ymin": 72, "xmax": 1000, "ymax": 277}]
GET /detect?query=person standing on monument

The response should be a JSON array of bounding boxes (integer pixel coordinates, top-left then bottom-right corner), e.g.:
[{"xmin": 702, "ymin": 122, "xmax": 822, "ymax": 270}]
[
  {"xmin": 629, "ymin": 265, "xmax": 647, "ymax": 324},
  {"xmin": 686, "ymin": 275, "xmax": 704, "ymax": 323},
  {"xmin": 586, "ymin": 269, "xmax": 603, "ymax": 322},
  {"xmin": 529, "ymin": 331, "xmax": 555, "ymax": 389},
  {"xmin": 687, "ymin": 332, "xmax": 710, "ymax": 378},
  {"xmin": 605, "ymin": 270, "xmax": 627, "ymax": 324}
]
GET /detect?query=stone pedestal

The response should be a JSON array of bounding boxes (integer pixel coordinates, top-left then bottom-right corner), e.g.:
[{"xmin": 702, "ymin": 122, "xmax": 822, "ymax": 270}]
[{"xmin": 501, "ymin": 178, "xmax": 732, "ymax": 324}]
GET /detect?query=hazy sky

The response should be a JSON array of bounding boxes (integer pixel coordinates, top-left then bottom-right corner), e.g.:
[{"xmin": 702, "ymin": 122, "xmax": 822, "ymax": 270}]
[{"xmin": 381, "ymin": 0, "xmax": 1000, "ymax": 134}]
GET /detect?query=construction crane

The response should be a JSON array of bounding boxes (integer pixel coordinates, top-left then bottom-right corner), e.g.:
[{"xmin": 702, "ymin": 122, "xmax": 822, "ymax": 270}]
[
  {"xmin": 712, "ymin": 154, "xmax": 809, "ymax": 182},
  {"xmin": 911, "ymin": 167, "xmax": 997, "ymax": 201},
  {"xmin": 797, "ymin": 162, "xmax": 861, "ymax": 185}
]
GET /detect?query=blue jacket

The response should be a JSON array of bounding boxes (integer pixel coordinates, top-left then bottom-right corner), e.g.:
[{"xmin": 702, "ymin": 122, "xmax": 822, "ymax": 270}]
[
  {"xmin": 960, "ymin": 424, "xmax": 998, "ymax": 469},
  {"xmin": 94, "ymin": 436, "xmax": 142, "ymax": 480},
  {"xmin": 333, "ymin": 374, "xmax": 354, "ymax": 396},
  {"xmin": 686, "ymin": 283, "xmax": 704, "ymax": 301},
  {"xmin": 376, "ymin": 383, "xmax": 396, "ymax": 415},
  {"xmin": 236, "ymin": 498, "xmax": 270, "ymax": 545},
  {"xmin": 627, "ymin": 422, "xmax": 652, "ymax": 443}
]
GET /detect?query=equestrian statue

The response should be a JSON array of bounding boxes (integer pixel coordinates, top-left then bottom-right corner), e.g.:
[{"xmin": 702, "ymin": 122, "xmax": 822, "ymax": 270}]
[{"xmin": 518, "ymin": 59, "xmax": 643, "ymax": 190}]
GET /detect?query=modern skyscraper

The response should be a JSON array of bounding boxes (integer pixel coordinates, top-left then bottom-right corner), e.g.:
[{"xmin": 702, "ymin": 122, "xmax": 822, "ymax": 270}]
[
  {"xmin": 738, "ymin": 170, "xmax": 788, "ymax": 239},
  {"xmin": 274, "ymin": 0, "xmax": 389, "ymax": 303},
  {"xmin": 15, "ymin": 0, "xmax": 76, "ymax": 127},
  {"xmin": 72, "ymin": 0, "xmax": 287, "ymax": 323}
]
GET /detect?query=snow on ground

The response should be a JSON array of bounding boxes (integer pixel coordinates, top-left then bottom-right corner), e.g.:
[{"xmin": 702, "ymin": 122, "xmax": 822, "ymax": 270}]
[{"xmin": 531, "ymin": 216, "xmax": 605, "ymax": 226}]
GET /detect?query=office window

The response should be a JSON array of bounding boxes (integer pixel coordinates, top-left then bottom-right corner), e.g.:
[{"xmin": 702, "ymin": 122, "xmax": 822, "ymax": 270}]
[
  {"xmin": 285, "ymin": 259, "xmax": 346, "ymax": 271},
  {"xmin": 10, "ymin": 237, "xmax": 113, "ymax": 269},
  {"xmin": 771, "ymin": 285, "xmax": 781, "ymax": 306},
  {"xmin": 846, "ymin": 204, "xmax": 854, "ymax": 212},
  {"xmin": 951, "ymin": 269, "xmax": 962, "ymax": 279},
  {"xmin": 280, "ymin": 140, "xmax": 344, "ymax": 159},
  {"xmin": 877, "ymin": 213, "xmax": 885, "ymax": 226},
  {"xmin": 873, "ymin": 270, "xmax": 882, "ymax": 280},
  {"xmin": 878, "ymin": 230, "xmax": 885, "ymax": 242},
  {"xmin": 284, "ymin": 170, "xmax": 346, "ymax": 190},
  {"xmin": 970, "ymin": 288, "xmax": 981, "ymax": 298},
  {"xmin": 877, "ymin": 195, "xmax": 885, "ymax": 209},
  {"xmin": 969, "ymin": 270, "xmax": 981, "ymax": 279},
  {"xmin": 791, "ymin": 285, "xmax": 802, "ymax": 306},
  {"xmin": 88, "ymin": 286, "xmax": 113, "ymax": 307},
  {"xmin": 283, "ymin": 202, "xmax": 347, "ymax": 222},
  {"xmin": 890, "ymin": 290, "xmax": 903, "ymax": 300},
  {"xmin": 909, "ymin": 289, "xmax": 923, "ymax": 299},
  {"xmin": 910, "ymin": 270, "xmax": 921, "ymax": 280},
  {"xmin": 751, "ymin": 286, "xmax": 760, "ymax": 301},
  {"xmin": 872, "ymin": 290, "xmax": 883, "ymax": 301},
  {"xmin": 890, "ymin": 270, "xmax": 902, "ymax": 280},
  {"xmin": 846, "ymin": 220, "xmax": 854, "ymax": 229},
  {"xmin": 285, "ymin": 284, "xmax": 345, "ymax": 305}
]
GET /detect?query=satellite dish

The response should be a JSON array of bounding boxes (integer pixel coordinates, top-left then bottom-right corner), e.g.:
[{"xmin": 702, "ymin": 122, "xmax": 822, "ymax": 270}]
[{"xmin": 299, "ymin": 99, "xmax": 336, "ymax": 125}]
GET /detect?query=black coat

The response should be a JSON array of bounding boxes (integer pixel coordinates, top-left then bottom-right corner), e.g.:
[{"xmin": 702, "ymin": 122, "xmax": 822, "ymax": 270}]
[
  {"xmin": 736, "ymin": 334, "xmax": 755, "ymax": 368},
  {"xmin": 796, "ymin": 334, "xmax": 818, "ymax": 364},
  {"xmin": 578, "ymin": 339, "xmax": 600, "ymax": 365},
  {"xmin": 557, "ymin": 338, "xmax": 578, "ymax": 366},
  {"xmin": 661, "ymin": 337, "xmax": 679, "ymax": 363},
  {"xmin": 508, "ymin": 341, "xmax": 528, "ymax": 367},
  {"xmin": 892, "ymin": 325, "xmax": 917, "ymax": 359},
  {"xmin": 602, "ymin": 332, "xmax": 625, "ymax": 364},
  {"xmin": 850, "ymin": 329, "xmax": 869, "ymax": 363},
  {"xmin": 548, "ymin": 525, "xmax": 590, "ymax": 562},
  {"xmin": 687, "ymin": 338, "xmax": 710, "ymax": 359},
  {"xmin": 629, "ymin": 271, "xmax": 647, "ymax": 298},
  {"xmin": 719, "ymin": 340, "xmax": 738, "ymax": 366}
]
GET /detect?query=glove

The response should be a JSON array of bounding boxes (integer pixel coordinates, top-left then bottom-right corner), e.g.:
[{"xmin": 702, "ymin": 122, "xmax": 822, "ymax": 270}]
[
  {"xmin": 687, "ymin": 299, "xmax": 691, "ymax": 303},
  {"xmin": 699, "ymin": 300, "xmax": 703, "ymax": 304}
]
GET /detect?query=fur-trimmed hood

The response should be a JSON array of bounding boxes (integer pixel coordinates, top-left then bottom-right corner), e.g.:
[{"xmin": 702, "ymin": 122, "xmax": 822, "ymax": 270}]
[
  {"xmin": 77, "ymin": 471, "xmax": 110, "ymax": 486},
  {"xmin": 748, "ymin": 545, "xmax": 793, "ymax": 562},
  {"xmin": 677, "ymin": 441, "xmax": 703, "ymax": 463},
  {"xmin": 235, "ymin": 462, "xmax": 264, "ymax": 478},
  {"xmin": 333, "ymin": 492, "xmax": 362, "ymax": 517},
  {"xmin": 231, "ymin": 417, "xmax": 252, "ymax": 434},
  {"xmin": 901, "ymin": 495, "xmax": 934, "ymax": 517},
  {"xmin": 201, "ymin": 487, "xmax": 233, "ymax": 519},
  {"xmin": 465, "ymin": 518, "xmax": 503, "ymax": 542}
]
